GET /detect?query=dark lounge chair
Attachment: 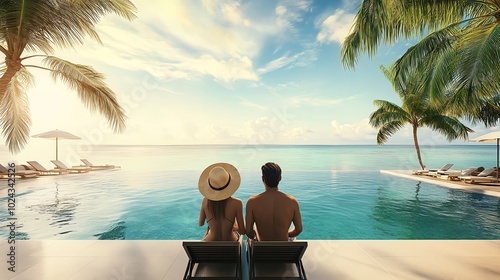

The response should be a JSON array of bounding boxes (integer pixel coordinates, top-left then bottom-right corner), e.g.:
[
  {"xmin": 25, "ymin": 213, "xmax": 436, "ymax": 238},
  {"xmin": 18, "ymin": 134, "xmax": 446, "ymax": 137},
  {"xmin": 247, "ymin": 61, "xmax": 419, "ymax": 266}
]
[
  {"xmin": 182, "ymin": 235, "xmax": 243, "ymax": 280},
  {"xmin": 459, "ymin": 167, "xmax": 500, "ymax": 184},
  {"xmin": 248, "ymin": 241, "xmax": 308, "ymax": 280}
]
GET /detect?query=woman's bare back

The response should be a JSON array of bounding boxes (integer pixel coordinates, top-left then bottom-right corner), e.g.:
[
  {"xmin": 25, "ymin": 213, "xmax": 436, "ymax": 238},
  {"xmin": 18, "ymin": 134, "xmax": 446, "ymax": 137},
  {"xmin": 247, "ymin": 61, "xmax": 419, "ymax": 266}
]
[{"xmin": 199, "ymin": 197, "xmax": 245, "ymax": 241}]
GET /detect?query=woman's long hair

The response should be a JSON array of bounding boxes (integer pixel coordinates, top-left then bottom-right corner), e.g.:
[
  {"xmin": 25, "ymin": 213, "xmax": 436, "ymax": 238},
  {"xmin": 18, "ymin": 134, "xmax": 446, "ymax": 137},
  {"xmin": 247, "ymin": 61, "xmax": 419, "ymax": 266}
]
[{"xmin": 207, "ymin": 198, "xmax": 228, "ymax": 220}]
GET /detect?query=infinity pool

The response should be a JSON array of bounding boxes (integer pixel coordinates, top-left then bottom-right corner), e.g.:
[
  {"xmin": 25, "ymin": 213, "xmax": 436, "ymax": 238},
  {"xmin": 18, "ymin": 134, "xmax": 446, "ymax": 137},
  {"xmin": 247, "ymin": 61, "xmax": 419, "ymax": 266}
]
[{"xmin": 1, "ymin": 167, "xmax": 499, "ymax": 240}]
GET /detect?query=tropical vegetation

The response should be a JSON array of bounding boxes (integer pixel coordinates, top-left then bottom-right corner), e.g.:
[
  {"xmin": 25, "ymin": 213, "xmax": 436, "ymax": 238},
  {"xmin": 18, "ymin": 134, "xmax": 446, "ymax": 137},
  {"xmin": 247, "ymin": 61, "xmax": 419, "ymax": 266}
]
[
  {"xmin": 0, "ymin": 0, "xmax": 137, "ymax": 153},
  {"xmin": 342, "ymin": 0, "xmax": 500, "ymax": 128},
  {"xmin": 370, "ymin": 65, "xmax": 472, "ymax": 170}
]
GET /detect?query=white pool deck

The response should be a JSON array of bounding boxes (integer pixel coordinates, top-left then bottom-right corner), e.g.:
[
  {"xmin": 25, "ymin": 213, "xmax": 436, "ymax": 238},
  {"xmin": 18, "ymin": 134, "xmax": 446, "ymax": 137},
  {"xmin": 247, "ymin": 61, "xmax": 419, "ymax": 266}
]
[
  {"xmin": 1, "ymin": 239, "xmax": 500, "ymax": 280},
  {"xmin": 1, "ymin": 170, "xmax": 499, "ymax": 279},
  {"xmin": 381, "ymin": 170, "xmax": 500, "ymax": 198}
]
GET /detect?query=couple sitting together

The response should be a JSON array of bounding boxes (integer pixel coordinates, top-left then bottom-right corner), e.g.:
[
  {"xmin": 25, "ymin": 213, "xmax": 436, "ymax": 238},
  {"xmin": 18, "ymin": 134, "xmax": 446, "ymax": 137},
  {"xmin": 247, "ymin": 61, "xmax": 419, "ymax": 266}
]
[{"xmin": 198, "ymin": 162, "xmax": 303, "ymax": 242}]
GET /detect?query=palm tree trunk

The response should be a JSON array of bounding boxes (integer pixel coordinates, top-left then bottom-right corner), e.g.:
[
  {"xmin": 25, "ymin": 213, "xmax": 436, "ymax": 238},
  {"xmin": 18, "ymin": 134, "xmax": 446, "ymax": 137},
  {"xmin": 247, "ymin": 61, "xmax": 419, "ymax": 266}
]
[
  {"xmin": 0, "ymin": 60, "xmax": 22, "ymax": 102},
  {"xmin": 413, "ymin": 124, "xmax": 425, "ymax": 170}
]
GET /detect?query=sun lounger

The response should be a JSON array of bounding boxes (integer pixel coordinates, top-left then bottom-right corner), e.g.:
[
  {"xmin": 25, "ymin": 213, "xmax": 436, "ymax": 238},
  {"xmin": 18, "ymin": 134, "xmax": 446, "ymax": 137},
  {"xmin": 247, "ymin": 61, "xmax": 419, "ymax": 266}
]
[
  {"xmin": 432, "ymin": 167, "xmax": 484, "ymax": 180},
  {"xmin": 51, "ymin": 160, "xmax": 90, "ymax": 173},
  {"xmin": 423, "ymin": 164, "xmax": 455, "ymax": 177},
  {"xmin": 248, "ymin": 241, "xmax": 308, "ymax": 280},
  {"xmin": 0, "ymin": 164, "xmax": 40, "ymax": 179},
  {"xmin": 80, "ymin": 159, "xmax": 119, "ymax": 170},
  {"xmin": 27, "ymin": 161, "xmax": 70, "ymax": 175},
  {"xmin": 182, "ymin": 235, "xmax": 243, "ymax": 280},
  {"xmin": 459, "ymin": 167, "xmax": 500, "ymax": 184},
  {"xmin": 413, "ymin": 163, "xmax": 453, "ymax": 175}
]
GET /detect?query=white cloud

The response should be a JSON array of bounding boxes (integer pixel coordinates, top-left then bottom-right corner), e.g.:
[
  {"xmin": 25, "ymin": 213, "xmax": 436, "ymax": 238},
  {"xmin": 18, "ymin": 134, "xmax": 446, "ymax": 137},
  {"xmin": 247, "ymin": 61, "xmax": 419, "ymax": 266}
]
[
  {"xmin": 276, "ymin": 0, "xmax": 312, "ymax": 32},
  {"xmin": 331, "ymin": 118, "xmax": 377, "ymax": 141},
  {"xmin": 232, "ymin": 116, "xmax": 306, "ymax": 145},
  {"xmin": 202, "ymin": 0, "xmax": 251, "ymax": 26},
  {"xmin": 283, "ymin": 127, "xmax": 313, "ymax": 140},
  {"xmin": 290, "ymin": 95, "xmax": 357, "ymax": 107},
  {"xmin": 47, "ymin": 0, "xmax": 267, "ymax": 83},
  {"xmin": 316, "ymin": 9, "xmax": 355, "ymax": 44},
  {"xmin": 258, "ymin": 54, "xmax": 292, "ymax": 73},
  {"xmin": 42, "ymin": 0, "xmax": 321, "ymax": 83},
  {"xmin": 240, "ymin": 98, "xmax": 267, "ymax": 110},
  {"xmin": 257, "ymin": 48, "xmax": 318, "ymax": 73}
]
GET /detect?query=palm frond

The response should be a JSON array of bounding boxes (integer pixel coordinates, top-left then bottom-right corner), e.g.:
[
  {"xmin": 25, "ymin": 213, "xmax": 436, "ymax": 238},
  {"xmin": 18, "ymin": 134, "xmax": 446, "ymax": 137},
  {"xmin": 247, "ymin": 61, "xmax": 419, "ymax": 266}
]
[
  {"xmin": 398, "ymin": 0, "xmax": 475, "ymax": 30},
  {"xmin": 0, "ymin": 0, "xmax": 137, "ymax": 55},
  {"xmin": 453, "ymin": 21, "xmax": 500, "ymax": 99},
  {"xmin": 68, "ymin": 0, "xmax": 137, "ymax": 20},
  {"xmin": 424, "ymin": 47, "xmax": 458, "ymax": 107},
  {"xmin": 376, "ymin": 120, "xmax": 406, "ymax": 144},
  {"xmin": 372, "ymin": 100, "xmax": 406, "ymax": 113},
  {"xmin": 0, "ymin": 67, "xmax": 33, "ymax": 153},
  {"xmin": 379, "ymin": 65, "xmax": 406, "ymax": 95},
  {"xmin": 393, "ymin": 25, "xmax": 459, "ymax": 92},
  {"xmin": 42, "ymin": 56, "xmax": 126, "ymax": 133},
  {"xmin": 369, "ymin": 100, "xmax": 410, "ymax": 127},
  {"xmin": 458, "ymin": 94, "xmax": 500, "ymax": 127},
  {"xmin": 341, "ymin": 0, "xmax": 389, "ymax": 68},
  {"xmin": 341, "ymin": 0, "xmax": 471, "ymax": 68},
  {"xmin": 420, "ymin": 115, "xmax": 472, "ymax": 141},
  {"xmin": 438, "ymin": 22, "xmax": 500, "ymax": 121}
]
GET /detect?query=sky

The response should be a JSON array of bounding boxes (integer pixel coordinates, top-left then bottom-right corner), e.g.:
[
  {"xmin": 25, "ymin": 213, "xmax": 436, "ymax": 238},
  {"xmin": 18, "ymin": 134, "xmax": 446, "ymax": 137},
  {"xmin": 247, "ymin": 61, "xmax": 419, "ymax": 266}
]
[{"xmin": 3, "ymin": 0, "xmax": 500, "ymax": 158}]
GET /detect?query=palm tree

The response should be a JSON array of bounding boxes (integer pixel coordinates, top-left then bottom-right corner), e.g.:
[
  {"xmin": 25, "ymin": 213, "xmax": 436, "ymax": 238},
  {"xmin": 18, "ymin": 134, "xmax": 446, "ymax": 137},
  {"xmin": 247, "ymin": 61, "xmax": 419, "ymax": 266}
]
[
  {"xmin": 342, "ymin": 0, "xmax": 500, "ymax": 127},
  {"xmin": 370, "ymin": 65, "xmax": 472, "ymax": 170},
  {"xmin": 0, "ymin": 0, "xmax": 137, "ymax": 153}
]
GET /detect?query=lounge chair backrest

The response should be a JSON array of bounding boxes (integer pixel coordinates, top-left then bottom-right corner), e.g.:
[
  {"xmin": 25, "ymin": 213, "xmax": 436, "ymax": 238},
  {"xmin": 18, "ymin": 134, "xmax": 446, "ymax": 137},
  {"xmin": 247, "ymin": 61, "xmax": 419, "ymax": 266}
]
[
  {"xmin": 183, "ymin": 241, "xmax": 240, "ymax": 263},
  {"xmin": 250, "ymin": 241, "xmax": 307, "ymax": 280},
  {"xmin": 0, "ymin": 164, "xmax": 33, "ymax": 173},
  {"xmin": 183, "ymin": 239, "xmax": 242, "ymax": 279},
  {"xmin": 252, "ymin": 242, "xmax": 307, "ymax": 263},
  {"xmin": 477, "ymin": 168, "xmax": 495, "ymax": 177},
  {"xmin": 27, "ymin": 161, "xmax": 48, "ymax": 171},
  {"xmin": 461, "ymin": 167, "xmax": 477, "ymax": 176},
  {"xmin": 0, "ymin": 164, "xmax": 8, "ymax": 173},
  {"xmin": 440, "ymin": 163, "xmax": 453, "ymax": 171},
  {"xmin": 51, "ymin": 160, "xmax": 69, "ymax": 169},
  {"xmin": 81, "ymin": 159, "xmax": 93, "ymax": 166}
]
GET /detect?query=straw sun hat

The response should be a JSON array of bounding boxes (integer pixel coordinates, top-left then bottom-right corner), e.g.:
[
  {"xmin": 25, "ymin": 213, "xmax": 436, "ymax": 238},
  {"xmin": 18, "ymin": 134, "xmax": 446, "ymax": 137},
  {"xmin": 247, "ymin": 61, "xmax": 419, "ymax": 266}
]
[{"xmin": 198, "ymin": 163, "xmax": 241, "ymax": 201}]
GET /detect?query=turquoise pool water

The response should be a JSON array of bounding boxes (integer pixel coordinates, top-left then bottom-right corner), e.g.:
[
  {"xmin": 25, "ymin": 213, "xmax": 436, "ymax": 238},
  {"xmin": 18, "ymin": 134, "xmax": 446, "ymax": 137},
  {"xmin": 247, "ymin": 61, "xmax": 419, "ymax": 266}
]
[{"xmin": 0, "ymin": 145, "xmax": 499, "ymax": 240}]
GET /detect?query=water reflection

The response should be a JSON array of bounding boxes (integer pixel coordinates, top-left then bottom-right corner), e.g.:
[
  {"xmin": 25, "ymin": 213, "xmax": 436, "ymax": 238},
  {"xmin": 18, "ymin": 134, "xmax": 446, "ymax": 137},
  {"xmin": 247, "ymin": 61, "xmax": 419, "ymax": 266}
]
[
  {"xmin": 469, "ymin": 192, "xmax": 484, "ymax": 201},
  {"xmin": 94, "ymin": 221, "xmax": 126, "ymax": 240},
  {"xmin": 27, "ymin": 182, "xmax": 79, "ymax": 236},
  {"xmin": 372, "ymin": 184, "xmax": 500, "ymax": 239}
]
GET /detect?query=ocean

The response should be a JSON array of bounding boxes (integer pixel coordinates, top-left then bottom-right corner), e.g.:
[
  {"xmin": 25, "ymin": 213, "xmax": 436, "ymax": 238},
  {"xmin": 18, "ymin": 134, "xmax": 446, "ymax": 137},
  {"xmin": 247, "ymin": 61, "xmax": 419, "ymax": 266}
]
[{"xmin": 0, "ymin": 144, "xmax": 499, "ymax": 240}]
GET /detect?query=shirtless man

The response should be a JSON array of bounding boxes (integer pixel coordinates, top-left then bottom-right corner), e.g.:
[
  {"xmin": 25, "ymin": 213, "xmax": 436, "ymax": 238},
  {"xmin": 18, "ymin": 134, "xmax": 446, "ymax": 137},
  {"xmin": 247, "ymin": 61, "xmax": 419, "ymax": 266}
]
[{"xmin": 245, "ymin": 162, "xmax": 303, "ymax": 241}]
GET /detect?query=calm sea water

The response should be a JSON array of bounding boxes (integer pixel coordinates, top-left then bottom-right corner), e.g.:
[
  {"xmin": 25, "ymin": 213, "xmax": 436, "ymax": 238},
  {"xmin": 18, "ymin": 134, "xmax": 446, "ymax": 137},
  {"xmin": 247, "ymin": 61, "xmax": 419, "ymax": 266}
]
[{"xmin": 0, "ymin": 145, "xmax": 499, "ymax": 240}]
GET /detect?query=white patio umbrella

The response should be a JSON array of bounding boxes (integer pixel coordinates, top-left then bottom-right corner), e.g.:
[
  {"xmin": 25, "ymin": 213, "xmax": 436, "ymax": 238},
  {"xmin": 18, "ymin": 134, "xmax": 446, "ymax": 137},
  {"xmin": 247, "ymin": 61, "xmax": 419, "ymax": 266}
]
[
  {"xmin": 31, "ymin": 129, "xmax": 81, "ymax": 161},
  {"xmin": 472, "ymin": 131, "xmax": 500, "ymax": 178}
]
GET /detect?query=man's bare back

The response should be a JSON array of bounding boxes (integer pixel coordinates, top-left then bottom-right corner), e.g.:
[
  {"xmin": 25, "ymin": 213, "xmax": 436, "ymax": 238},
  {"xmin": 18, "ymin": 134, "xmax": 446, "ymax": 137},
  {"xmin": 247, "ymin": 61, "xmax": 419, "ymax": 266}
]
[{"xmin": 246, "ymin": 162, "xmax": 302, "ymax": 241}]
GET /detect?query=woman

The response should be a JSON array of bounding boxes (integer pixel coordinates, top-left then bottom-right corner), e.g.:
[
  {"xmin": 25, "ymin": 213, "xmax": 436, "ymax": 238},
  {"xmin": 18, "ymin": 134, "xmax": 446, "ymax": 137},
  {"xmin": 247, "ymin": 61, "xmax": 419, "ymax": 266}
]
[{"xmin": 198, "ymin": 162, "xmax": 245, "ymax": 241}]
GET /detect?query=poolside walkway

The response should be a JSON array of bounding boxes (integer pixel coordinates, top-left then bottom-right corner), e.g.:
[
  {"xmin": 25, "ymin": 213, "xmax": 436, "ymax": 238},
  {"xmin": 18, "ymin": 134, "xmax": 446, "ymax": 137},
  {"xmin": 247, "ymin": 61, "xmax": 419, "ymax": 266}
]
[
  {"xmin": 1, "ymin": 239, "xmax": 500, "ymax": 279},
  {"xmin": 381, "ymin": 170, "xmax": 500, "ymax": 198}
]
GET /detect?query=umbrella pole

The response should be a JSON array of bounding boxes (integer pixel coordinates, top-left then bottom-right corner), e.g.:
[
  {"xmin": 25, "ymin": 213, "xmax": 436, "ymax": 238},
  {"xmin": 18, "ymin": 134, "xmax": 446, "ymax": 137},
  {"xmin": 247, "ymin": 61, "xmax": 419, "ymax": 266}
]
[
  {"xmin": 497, "ymin": 138, "xmax": 499, "ymax": 179},
  {"xmin": 56, "ymin": 137, "xmax": 58, "ymax": 161}
]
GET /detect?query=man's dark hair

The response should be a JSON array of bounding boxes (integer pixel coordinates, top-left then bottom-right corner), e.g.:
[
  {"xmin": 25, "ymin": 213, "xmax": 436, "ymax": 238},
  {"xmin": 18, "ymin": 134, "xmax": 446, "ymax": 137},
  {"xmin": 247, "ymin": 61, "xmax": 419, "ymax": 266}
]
[{"xmin": 261, "ymin": 162, "xmax": 281, "ymax": 188}]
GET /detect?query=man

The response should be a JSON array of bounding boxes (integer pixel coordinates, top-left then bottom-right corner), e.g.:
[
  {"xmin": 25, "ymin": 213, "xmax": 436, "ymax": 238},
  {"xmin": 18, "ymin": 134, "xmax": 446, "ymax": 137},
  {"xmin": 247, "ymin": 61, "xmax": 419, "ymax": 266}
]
[{"xmin": 246, "ymin": 162, "xmax": 303, "ymax": 241}]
